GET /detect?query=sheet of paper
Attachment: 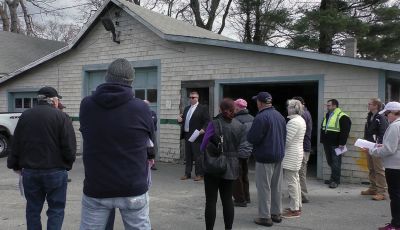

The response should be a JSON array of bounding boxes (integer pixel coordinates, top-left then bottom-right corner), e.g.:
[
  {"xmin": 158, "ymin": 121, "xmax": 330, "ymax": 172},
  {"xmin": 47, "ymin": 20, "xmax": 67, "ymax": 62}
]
[
  {"xmin": 335, "ymin": 146, "xmax": 348, "ymax": 156},
  {"xmin": 188, "ymin": 129, "xmax": 200, "ymax": 142},
  {"xmin": 147, "ymin": 139, "xmax": 154, "ymax": 147},
  {"xmin": 354, "ymin": 139, "xmax": 376, "ymax": 149}
]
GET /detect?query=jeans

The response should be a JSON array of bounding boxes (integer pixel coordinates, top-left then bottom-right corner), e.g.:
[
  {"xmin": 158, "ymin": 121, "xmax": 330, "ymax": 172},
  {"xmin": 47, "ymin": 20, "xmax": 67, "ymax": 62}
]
[
  {"xmin": 323, "ymin": 144, "xmax": 342, "ymax": 183},
  {"xmin": 22, "ymin": 168, "xmax": 68, "ymax": 230},
  {"xmin": 386, "ymin": 169, "xmax": 400, "ymax": 227},
  {"xmin": 80, "ymin": 193, "xmax": 151, "ymax": 230},
  {"xmin": 204, "ymin": 174, "xmax": 234, "ymax": 230}
]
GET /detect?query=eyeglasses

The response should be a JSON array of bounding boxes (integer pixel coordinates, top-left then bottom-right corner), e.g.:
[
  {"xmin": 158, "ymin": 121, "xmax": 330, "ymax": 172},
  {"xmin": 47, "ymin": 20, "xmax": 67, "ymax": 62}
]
[{"xmin": 189, "ymin": 97, "xmax": 198, "ymax": 99}]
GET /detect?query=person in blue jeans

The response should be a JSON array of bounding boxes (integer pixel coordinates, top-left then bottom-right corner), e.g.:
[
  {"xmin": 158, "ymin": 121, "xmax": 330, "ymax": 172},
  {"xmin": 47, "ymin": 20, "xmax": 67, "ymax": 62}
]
[
  {"xmin": 7, "ymin": 86, "xmax": 77, "ymax": 230},
  {"xmin": 79, "ymin": 58, "xmax": 154, "ymax": 230}
]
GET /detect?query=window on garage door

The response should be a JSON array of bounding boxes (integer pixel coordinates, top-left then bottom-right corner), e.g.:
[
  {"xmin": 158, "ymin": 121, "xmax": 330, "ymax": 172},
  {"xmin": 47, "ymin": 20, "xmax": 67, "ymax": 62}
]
[
  {"xmin": 9, "ymin": 92, "xmax": 38, "ymax": 112},
  {"xmin": 87, "ymin": 67, "xmax": 158, "ymax": 112}
]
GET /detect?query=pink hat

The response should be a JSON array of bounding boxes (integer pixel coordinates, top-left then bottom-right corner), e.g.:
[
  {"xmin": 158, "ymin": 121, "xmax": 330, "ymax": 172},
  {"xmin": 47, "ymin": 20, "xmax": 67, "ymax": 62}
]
[{"xmin": 234, "ymin": 99, "xmax": 247, "ymax": 109}]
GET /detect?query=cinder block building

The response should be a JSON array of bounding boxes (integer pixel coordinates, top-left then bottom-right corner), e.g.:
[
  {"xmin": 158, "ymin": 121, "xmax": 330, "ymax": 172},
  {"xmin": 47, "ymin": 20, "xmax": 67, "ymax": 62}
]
[{"xmin": 1, "ymin": 0, "xmax": 399, "ymax": 183}]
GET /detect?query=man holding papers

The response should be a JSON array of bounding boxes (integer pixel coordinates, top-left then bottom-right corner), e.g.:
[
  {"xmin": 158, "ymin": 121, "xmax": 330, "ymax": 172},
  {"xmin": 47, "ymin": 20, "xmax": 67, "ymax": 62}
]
[
  {"xmin": 320, "ymin": 99, "xmax": 351, "ymax": 189},
  {"xmin": 361, "ymin": 98, "xmax": 388, "ymax": 201},
  {"xmin": 178, "ymin": 91, "xmax": 210, "ymax": 181}
]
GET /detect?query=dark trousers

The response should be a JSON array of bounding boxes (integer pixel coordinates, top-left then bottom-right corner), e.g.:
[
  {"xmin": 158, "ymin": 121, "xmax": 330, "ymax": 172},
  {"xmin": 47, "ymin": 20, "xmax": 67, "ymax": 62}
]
[
  {"xmin": 22, "ymin": 169, "xmax": 68, "ymax": 230},
  {"xmin": 184, "ymin": 133, "xmax": 203, "ymax": 177},
  {"xmin": 204, "ymin": 174, "xmax": 234, "ymax": 230},
  {"xmin": 323, "ymin": 144, "xmax": 342, "ymax": 183},
  {"xmin": 386, "ymin": 168, "xmax": 400, "ymax": 227},
  {"xmin": 233, "ymin": 158, "xmax": 250, "ymax": 203}
]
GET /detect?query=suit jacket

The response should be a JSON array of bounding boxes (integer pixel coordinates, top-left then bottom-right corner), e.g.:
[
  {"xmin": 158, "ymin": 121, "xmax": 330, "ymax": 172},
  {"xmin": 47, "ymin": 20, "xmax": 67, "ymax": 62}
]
[{"xmin": 180, "ymin": 104, "xmax": 210, "ymax": 143}]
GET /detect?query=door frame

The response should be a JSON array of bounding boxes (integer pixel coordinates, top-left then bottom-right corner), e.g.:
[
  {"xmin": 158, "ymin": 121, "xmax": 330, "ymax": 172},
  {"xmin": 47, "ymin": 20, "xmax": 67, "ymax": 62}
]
[{"xmin": 215, "ymin": 74, "xmax": 325, "ymax": 179}]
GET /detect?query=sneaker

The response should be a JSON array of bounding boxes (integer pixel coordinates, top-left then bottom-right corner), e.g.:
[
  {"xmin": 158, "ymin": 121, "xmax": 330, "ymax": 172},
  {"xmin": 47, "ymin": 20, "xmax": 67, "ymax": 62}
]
[
  {"xmin": 361, "ymin": 189, "xmax": 377, "ymax": 195},
  {"xmin": 282, "ymin": 209, "xmax": 301, "ymax": 219},
  {"xmin": 246, "ymin": 199, "xmax": 251, "ymax": 204},
  {"xmin": 378, "ymin": 223, "xmax": 400, "ymax": 230},
  {"xmin": 372, "ymin": 194, "xmax": 386, "ymax": 201},
  {"xmin": 193, "ymin": 176, "xmax": 203, "ymax": 181},
  {"xmin": 234, "ymin": 201, "xmax": 247, "ymax": 207},
  {"xmin": 67, "ymin": 178, "xmax": 72, "ymax": 182},
  {"xmin": 329, "ymin": 182, "xmax": 338, "ymax": 189},
  {"xmin": 254, "ymin": 218, "xmax": 273, "ymax": 227},
  {"xmin": 324, "ymin": 179, "xmax": 331, "ymax": 185},
  {"xmin": 180, "ymin": 175, "xmax": 191, "ymax": 180},
  {"xmin": 271, "ymin": 214, "xmax": 282, "ymax": 223}
]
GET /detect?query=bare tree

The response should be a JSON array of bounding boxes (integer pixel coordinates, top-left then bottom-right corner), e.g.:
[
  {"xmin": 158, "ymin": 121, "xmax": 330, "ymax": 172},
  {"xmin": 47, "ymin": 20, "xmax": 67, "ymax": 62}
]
[
  {"xmin": 0, "ymin": 1, "xmax": 10, "ymax": 31},
  {"xmin": 5, "ymin": 0, "xmax": 20, "ymax": 33},
  {"xmin": 189, "ymin": 0, "xmax": 233, "ymax": 32},
  {"xmin": 33, "ymin": 20, "xmax": 80, "ymax": 42}
]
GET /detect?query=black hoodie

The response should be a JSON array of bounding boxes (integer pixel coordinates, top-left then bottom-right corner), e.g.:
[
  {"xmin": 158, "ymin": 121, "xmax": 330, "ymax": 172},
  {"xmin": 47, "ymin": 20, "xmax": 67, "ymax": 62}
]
[{"xmin": 79, "ymin": 83, "xmax": 154, "ymax": 198}]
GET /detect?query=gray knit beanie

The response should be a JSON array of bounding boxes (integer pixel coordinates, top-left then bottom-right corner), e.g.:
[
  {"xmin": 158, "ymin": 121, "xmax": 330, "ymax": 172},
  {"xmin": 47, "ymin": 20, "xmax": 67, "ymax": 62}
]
[{"xmin": 105, "ymin": 58, "xmax": 134, "ymax": 86}]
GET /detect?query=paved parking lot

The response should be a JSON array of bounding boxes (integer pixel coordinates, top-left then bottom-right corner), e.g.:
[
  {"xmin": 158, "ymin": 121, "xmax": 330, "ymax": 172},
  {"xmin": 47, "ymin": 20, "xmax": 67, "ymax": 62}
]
[{"xmin": 0, "ymin": 157, "xmax": 390, "ymax": 229}]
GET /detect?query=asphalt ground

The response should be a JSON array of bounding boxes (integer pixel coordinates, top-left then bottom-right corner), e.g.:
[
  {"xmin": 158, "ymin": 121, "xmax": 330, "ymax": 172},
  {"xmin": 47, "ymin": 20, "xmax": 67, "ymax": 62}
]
[{"xmin": 0, "ymin": 157, "xmax": 390, "ymax": 230}]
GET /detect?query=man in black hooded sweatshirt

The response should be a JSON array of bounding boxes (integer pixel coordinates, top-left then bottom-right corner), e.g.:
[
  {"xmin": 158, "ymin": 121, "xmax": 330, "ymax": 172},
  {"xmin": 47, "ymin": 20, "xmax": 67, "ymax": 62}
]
[{"xmin": 79, "ymin": 58, "xmax": 155, "ymax": 229}]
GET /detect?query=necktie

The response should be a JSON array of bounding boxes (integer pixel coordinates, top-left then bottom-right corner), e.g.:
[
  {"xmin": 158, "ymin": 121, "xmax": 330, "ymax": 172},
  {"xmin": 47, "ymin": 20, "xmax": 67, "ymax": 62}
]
[{"xmin": 184, "ymin": 106, "xmax": 194, "ymax": 132}]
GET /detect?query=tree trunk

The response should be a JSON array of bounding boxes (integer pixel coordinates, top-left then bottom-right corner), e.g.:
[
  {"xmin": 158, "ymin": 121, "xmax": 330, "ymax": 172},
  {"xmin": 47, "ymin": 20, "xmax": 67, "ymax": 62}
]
[
  {"xmin": 217, "ymin": 0, "xmax": 232, "ymax": 34},
  {"xmin": 0, "ymin": 2, "xmax": 10, "ymax": 31},
  {"xmin": 190, "ymin": 0, "xmax": 206, "ymax": 29},
  {"xmin": 5, "ymin": 0, "xmax": 19, "ymax": 33},
  {"xmin": 318, "ymin": 0, "xmax": 334, "ymax": 54},
  {"xmin": 243, "ymin": 0, "xmax": 252, "ymax": 43},
  {"xmin": 253, "ymin": 2, "xmax": 261, "ymax": 44},
  {"xmin": 20, "ymin": 0, "xmax": 33, "ymax": 36}
]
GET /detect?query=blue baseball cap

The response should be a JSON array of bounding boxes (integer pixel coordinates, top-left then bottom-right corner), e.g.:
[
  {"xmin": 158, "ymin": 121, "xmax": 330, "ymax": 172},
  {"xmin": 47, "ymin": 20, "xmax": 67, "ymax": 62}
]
[{"xmin": 252, "ymin": 92, "xmax": 272, "ymax": 103}]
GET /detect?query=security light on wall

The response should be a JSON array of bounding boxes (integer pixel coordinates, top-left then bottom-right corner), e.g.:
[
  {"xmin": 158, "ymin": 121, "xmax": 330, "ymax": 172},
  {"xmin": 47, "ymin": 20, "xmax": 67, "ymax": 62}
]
[{"xmin": 101, "ymin": 17, "xmax": 120, "ymax": 44}]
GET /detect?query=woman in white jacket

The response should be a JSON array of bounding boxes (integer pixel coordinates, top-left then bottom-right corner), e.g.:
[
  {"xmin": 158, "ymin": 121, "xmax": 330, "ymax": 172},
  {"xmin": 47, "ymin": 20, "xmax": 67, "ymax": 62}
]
[
  {"xmin": 282, "ymin": 99, "xmax": 306, "ymax": 219},
  {"xmin": 368, "ymin": 102, "xmax": 400, "ymax": 230}
]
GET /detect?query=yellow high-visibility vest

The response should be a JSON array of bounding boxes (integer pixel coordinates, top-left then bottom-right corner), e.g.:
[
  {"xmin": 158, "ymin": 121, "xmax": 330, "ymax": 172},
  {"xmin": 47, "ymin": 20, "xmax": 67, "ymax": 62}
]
[{"xmin": 322, "ymin": 108, "xmax": 348, "ymax": 133}]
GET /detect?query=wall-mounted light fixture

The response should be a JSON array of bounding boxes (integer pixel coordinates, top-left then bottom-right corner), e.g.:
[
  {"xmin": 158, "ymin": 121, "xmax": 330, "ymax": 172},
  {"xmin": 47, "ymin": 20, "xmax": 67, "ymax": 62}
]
[{"xmin": 101, "ymin": 16, "xmax": 120, "ymax": 44}]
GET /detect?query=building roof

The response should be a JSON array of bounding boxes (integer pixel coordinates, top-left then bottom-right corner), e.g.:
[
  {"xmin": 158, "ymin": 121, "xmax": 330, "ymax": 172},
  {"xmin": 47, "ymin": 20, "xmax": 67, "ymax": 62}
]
[
  {"xmin": 1, "ymin": 0, "xmax": 399, "ymax": 84},
  {"xmin": 0, "ymin": 31, "xmax": 66, "ymax": 76}
]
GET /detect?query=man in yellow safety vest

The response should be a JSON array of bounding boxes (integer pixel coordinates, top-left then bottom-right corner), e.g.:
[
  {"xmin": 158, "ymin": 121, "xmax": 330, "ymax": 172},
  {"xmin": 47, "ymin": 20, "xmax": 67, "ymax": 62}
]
[{"xmin": 320, "ymin": 99, "xmax": 352, "ymax": 189}]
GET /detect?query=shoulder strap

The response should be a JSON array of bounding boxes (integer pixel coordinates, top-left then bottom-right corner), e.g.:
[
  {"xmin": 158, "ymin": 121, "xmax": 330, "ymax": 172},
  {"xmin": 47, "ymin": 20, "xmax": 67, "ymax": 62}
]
[{"xmin": 216, "ymin": 119, "xmax": 224, "ymax": 153}]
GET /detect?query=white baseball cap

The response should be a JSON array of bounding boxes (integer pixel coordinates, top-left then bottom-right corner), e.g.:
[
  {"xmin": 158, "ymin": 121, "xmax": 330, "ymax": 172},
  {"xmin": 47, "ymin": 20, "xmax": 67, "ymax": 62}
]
[{"xmin": 379, "ymin": 101, "xmax": 400, "ymax": 115}]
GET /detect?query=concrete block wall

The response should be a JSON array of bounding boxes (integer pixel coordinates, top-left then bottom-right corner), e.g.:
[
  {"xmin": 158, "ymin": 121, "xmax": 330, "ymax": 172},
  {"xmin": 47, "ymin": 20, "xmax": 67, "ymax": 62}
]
[{"xmin": 0, "ymin": 6, "xmax": 380, "ymax": 183}]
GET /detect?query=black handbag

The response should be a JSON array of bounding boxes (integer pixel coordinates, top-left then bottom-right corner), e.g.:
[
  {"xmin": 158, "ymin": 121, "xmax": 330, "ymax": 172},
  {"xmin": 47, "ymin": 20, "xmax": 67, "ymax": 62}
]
[{"xmin": 203, "ymin": 119, "xmax": 227, "ymax": 174}]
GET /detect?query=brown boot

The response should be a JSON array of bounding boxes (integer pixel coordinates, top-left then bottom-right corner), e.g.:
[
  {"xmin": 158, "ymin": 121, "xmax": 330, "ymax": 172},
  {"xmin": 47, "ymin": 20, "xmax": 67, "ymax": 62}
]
[
  {"xmin": 180, "ymin": 175, "xmax": 191, "ymax": 180},
  {"xmin": 193, "ymin": 176, "xmax": 203, "ymax": 181},
  {"xmin": 372, "ymin": 194, "xmax": 386, "ymax": 201},
  {"xmin": 361, "ymin": 189, "xmax": 377, "ymax": 195}
]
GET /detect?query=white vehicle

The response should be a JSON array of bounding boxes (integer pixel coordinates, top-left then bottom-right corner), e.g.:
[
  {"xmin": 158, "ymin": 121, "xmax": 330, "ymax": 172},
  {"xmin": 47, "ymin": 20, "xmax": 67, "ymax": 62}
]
[{"xmin": 0, "ymin": 113, "xmax": 21, "ymax": 157}]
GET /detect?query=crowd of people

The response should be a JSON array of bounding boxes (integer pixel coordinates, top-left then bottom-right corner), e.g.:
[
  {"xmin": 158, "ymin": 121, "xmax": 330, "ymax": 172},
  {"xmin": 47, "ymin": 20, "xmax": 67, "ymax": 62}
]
[{"xmin": 5, "ymin": 58, "xmax": 400, "ymax": 230}]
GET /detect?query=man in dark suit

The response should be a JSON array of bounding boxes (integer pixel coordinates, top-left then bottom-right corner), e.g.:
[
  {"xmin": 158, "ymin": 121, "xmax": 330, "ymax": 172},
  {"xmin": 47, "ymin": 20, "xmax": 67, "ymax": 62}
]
[{"xmin": 178, "ymin": 91, "xmax": 210, "ymax": 181}]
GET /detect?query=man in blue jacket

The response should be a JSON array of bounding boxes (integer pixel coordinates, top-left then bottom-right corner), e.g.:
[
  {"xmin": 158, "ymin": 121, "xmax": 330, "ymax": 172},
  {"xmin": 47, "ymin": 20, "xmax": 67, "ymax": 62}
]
[
  {"xmin": 248, "ymin": 92, "xmax": 287, "ymax": 227},
  {"xmin": 79, "ymin": 58, "xmax": 154, "ymax": 229}
]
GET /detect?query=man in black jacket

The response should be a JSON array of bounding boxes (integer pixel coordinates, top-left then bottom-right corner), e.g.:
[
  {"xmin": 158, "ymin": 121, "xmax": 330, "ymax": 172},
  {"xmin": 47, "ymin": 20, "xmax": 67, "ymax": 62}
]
[
  {"xmin": 361, "ymin": 98, "xmax": 388, "ymax": 200},
  {"xmin": 320, "ymin": 99, "xmax": 351, "ymax": 189},
  {"xmin": 8, "ymin": 86, "xmax": 76, "ymax": 230},
  {"xmin": 178, "ymin": 91, "xmax": 210, "ymax": 181}
]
